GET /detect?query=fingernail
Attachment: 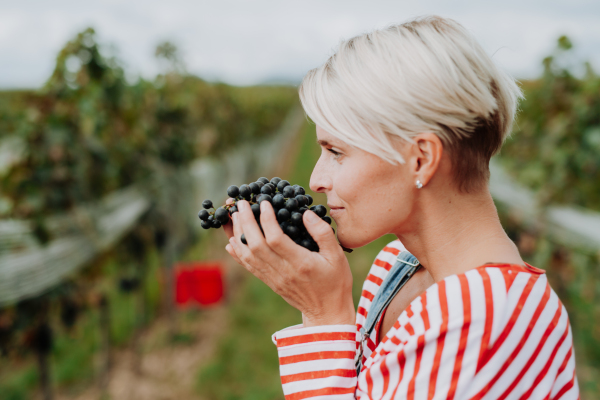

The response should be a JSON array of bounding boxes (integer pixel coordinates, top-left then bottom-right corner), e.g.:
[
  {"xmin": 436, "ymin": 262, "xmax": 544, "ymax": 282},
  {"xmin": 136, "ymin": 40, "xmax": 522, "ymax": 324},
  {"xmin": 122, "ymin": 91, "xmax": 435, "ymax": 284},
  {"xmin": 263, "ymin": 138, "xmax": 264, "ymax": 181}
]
[
  {"xmin": 260, "ymin": 201, "xmax": 268, "ymax": 211},
  {"xmin": 306, "ymin": 210, "xmax": 319, "ymax": 223},
  {"xmin": 229, "ymin": 237, "xmax": 235, "ymax": 246}
]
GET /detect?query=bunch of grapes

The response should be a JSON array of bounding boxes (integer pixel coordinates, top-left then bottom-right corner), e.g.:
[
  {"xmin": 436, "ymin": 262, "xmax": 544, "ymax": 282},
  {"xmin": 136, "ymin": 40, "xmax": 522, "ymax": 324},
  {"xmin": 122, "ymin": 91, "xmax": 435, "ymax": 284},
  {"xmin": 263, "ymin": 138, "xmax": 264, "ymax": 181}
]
[{"xmin": 197, "ymin": 176, "xmax": 341, "ymax": 252}]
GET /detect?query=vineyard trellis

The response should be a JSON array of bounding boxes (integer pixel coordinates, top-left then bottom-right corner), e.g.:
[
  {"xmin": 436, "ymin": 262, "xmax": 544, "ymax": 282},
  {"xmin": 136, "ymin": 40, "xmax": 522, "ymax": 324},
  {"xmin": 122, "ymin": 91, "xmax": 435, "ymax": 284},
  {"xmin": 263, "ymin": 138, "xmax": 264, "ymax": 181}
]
[{"xmin": 0, "ymin": 105, "xmax": 305, "ymax": 307}]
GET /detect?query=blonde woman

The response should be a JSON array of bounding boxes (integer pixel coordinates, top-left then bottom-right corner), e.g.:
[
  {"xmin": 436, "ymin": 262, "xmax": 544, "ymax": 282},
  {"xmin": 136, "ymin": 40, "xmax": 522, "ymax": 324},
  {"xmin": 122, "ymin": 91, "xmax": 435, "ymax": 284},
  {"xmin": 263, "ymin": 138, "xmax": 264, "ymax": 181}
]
[{"xmin": 223, "ymin": 16, "xmax": 579, "ymax": 399}]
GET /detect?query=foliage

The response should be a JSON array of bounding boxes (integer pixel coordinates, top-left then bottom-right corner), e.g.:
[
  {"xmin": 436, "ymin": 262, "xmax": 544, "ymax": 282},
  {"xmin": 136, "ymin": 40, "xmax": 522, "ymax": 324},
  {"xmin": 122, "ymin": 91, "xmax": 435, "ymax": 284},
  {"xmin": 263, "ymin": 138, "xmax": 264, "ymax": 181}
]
[
  {"xmin": 498, "ymin": 36, "xmax": 600, "ymax": 211},
  {"xmin": 0, "ymin": 28, "xmax": 297, "ymax": 225}
]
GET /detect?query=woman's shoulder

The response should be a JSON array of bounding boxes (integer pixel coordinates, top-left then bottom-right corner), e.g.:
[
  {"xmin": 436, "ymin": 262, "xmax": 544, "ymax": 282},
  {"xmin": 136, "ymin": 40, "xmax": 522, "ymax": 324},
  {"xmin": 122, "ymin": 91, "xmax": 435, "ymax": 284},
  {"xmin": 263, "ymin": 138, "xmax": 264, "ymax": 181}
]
[{"xmin": 394, "ymin": 263, "xmax": 558, "ymax": 339}]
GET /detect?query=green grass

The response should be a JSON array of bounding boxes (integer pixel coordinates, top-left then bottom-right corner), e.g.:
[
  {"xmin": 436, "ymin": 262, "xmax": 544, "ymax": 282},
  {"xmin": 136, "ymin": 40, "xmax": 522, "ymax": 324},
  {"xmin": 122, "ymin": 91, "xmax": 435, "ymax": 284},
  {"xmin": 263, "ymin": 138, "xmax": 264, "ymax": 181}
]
[{"xmin": 195, "ymin": 122, "xmax": 396, "ymax": 399}]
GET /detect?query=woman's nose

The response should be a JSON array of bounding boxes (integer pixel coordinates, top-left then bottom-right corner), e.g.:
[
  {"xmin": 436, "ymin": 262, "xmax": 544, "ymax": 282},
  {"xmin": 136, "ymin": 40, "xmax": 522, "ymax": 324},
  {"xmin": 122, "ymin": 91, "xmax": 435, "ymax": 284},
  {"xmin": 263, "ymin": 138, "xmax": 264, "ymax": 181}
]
[{"xmin": 309, "ymin": 156, "xmax": 332, "ymax": 194}]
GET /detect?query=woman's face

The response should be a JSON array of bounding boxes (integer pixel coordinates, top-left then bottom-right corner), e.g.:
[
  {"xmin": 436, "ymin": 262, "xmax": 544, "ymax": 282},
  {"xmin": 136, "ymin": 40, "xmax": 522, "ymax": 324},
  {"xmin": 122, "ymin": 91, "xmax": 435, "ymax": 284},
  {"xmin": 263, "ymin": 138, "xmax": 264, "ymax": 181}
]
[{"xmin": 309, "ymin": 126, "xmax": 417, "ymax": 249}]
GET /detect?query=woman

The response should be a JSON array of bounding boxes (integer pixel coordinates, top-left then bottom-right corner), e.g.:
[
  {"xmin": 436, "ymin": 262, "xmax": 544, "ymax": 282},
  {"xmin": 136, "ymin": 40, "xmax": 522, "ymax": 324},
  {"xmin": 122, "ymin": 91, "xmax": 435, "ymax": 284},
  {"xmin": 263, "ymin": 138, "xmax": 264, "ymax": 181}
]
[{"xmin": 223, "ymin": 16, "xmax": 579, "ymax": 399}]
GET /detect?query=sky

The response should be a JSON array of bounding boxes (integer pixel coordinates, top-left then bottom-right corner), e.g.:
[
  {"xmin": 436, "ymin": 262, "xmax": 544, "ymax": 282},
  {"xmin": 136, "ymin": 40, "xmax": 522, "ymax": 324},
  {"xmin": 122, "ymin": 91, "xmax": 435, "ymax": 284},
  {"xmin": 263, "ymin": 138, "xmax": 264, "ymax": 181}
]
[{"xmin": 0, "ymin": 0, "xmax": 599, "ymax": 89}]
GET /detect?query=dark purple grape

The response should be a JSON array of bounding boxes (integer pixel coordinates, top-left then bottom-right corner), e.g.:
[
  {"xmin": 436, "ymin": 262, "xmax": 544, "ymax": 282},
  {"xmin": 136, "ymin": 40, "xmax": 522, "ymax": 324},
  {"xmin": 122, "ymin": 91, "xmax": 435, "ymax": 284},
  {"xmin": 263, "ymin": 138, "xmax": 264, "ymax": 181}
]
[
  {"xmin": 258, "ymin": 194, "xmax": 273, "ymax": 205},
  {"xmin": 201, "ymin": 220, "xmax": 211, "ymax": 229},
  {"xmin": 305, "ymin": 194, "xmax": 313, "ymax": 206},
  {"xmin": 322, "ymin": 216, "xmax": 332, "ymax": 224},
  {"xmin": 291, "ymin": 212, "xmax": 303, "ymax": 226},
  {"xmin": 280, "ymin": 221, "xmax": 290, "ymax": 231},
  {"xmin": 270, "ymin": 177, "xmax": 282, "ymax": 186},
  {"xmin": 212, "ymin": 219, "xmax": 222, "ymax": 228},
  {"xmin": 241, "ymin": 233, "xmax": 247, "ymax": 245},
  {"xmin": 227, "ymin": 185, "xmax": 240, "ymax": 198},
  {"xmin": 229, "ymin": 206, "xmax": 238, "ymax": 215},
  {"xmin": 260, "ymin": 185, "xmax": 273, "ymax": 195},
  {"xmin": 215, "ymin": 207, "xmax": 230, "ymax": 224},
  {"xmin": 295, "ymin": 195, "xmax": 307, "ymax": 207},
  {"xmin": 198, "ymin": 209, "xmax": 209, "ymax": 221},
  {"xmin": 313, "ymin": 205, "xmax": 327, "ymax": 218},
  {"xmin": 277, "ymin": 208, "xmax": 290, "ymax": 222},
  {"xmin": 202, "ymin": 199, "xmax": 213, "ymax": 209},
  {"xmin": 277, "ymin": 180, "xmax": 290, "ymax": 192},
  {"xmin": 285, "ymin": 225, "xmax": 300, "ymax": 239},
  {"xmin": 298, "ymin": 207, "xmax": 308, "ymax": 214},
  {"xmin": 251, "ymin": 203, "xmax": 261, "ymax": 218},
  {"xmin": 285, "ymin": 198, "xmax": 298, "ymax": 211},
  {"xmin": 239, "ymin": 184, "xmax": 251, "ymax": 199},
  {"xmin": 208, "ymin": 215, "xmax": 214, "ymax": 222},
  {"xmin": 255, "ymin": 181, "xmax": 265, "ymax": 189},
  {"xmin": 249, "ymin": 182, "xmax": 261, "ymax": 194},
  {"xmin": 282, "ymin": 186, "xmax": 295, "ymax": 198},
  {"xmin": 273, "ymin": 194, "xmax": 285, "ymax": 209},
  {"xmin": 294, "ymin": 186, "xmax": 306, "ymax": 196},
  {"xmin": 300, "ymin": 238, "xmax": 312, "ymax": 249},
  {"xmin": 258, "ymin": 177, "xmax": 270, "ymax": 184}
]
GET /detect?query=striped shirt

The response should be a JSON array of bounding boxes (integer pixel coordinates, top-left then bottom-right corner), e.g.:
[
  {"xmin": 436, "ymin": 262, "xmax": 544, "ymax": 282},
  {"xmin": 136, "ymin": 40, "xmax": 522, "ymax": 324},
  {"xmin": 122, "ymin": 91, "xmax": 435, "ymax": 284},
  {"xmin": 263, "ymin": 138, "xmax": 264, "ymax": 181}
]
[{"xmin": 272, "ymin": 240, "xmax": 579, "ymax": 399}]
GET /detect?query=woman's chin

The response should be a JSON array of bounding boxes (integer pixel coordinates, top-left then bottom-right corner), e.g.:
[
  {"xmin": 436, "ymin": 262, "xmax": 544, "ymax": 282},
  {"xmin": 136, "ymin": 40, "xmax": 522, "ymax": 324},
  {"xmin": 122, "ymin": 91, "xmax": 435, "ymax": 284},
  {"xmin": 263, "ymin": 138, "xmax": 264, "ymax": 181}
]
[{"xmin": 336, "ymin": 230, "xmax": 370, "ymax": 250}]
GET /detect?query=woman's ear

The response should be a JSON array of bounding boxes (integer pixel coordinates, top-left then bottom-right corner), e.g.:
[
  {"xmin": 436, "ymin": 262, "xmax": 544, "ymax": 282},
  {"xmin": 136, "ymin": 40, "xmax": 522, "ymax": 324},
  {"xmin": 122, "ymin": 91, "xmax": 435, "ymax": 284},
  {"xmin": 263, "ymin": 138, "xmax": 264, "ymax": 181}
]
[{"xmin": 409, "ymin": 132, "xmax": 444, "ymax": 187}]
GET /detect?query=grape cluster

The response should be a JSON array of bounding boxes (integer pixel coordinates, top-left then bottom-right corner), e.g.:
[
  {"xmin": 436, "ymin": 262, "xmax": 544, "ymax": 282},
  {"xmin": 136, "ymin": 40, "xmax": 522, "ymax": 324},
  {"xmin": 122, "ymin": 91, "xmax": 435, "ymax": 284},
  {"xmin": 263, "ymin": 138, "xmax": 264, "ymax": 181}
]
[{"xmin": 197, "ymin": 176, "xmax": 338, "ymax": 252}]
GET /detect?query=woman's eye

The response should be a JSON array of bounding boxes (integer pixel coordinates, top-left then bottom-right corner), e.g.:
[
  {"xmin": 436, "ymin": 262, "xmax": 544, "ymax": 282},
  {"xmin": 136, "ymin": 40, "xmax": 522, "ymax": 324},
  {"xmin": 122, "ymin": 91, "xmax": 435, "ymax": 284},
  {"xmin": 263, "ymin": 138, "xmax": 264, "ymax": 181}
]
[{"xmin": 327, "ymin": 148, "xmax": 342, "ymax": 160}]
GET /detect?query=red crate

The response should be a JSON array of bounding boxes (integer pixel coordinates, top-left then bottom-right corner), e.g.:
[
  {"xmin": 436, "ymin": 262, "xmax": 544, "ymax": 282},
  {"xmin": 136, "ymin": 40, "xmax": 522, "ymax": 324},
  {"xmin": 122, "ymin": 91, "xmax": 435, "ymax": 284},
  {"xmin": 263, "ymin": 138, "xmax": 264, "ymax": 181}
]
[{"xmin": 175, "ymin": 262, "xmax": 224, "ymax": 307}]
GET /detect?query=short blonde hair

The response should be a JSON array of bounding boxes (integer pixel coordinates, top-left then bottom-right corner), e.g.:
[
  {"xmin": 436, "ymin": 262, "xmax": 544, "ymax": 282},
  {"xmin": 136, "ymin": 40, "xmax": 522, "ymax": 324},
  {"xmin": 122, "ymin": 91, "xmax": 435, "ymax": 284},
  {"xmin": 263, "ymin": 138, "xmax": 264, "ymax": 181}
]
[{"xmin": 299, "ymin": 15, "xmax": 523, "ymax": 192}]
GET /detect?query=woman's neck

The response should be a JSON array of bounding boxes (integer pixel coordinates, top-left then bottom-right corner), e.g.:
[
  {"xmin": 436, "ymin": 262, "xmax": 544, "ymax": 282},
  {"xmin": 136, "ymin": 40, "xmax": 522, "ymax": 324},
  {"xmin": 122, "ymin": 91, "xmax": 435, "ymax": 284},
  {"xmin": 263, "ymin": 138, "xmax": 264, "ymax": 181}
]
[{"xmin": 396, "ymin": 188, "xmax": 524, "ymax": 283}]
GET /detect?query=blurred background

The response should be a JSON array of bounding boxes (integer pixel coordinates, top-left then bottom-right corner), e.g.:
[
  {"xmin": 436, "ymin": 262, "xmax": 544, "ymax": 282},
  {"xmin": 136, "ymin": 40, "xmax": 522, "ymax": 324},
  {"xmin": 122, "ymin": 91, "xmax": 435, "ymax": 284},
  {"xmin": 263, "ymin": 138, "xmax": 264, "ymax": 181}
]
[{"xmin": 0, "ymin": 1, "xmax": 599, "ymax": 399}]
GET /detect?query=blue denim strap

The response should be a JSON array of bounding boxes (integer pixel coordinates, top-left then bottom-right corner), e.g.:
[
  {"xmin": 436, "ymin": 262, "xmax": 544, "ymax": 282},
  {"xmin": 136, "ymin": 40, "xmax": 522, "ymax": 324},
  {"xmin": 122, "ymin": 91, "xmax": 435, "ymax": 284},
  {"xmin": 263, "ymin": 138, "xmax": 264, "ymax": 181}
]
[{"xmin": 355, "ymin": 250, "xmax": 420, "ymax": 374}]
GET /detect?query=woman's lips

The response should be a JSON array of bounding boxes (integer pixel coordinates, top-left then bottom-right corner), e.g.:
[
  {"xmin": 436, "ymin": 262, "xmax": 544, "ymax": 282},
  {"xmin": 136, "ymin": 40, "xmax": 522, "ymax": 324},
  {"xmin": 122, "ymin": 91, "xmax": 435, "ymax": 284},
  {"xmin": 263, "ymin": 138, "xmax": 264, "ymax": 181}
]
[{"xmin": 329, "ymin": 208, "xmax": 345, "ymax": 217}]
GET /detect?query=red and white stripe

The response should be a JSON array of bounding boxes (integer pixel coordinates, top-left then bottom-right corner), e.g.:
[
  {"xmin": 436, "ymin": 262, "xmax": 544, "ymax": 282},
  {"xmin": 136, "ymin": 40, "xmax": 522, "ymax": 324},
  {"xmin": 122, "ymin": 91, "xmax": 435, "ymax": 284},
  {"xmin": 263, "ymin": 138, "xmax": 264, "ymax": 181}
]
[{"xmin": 272, "ymin": 240, "xmax": 579, "ymax": 399}]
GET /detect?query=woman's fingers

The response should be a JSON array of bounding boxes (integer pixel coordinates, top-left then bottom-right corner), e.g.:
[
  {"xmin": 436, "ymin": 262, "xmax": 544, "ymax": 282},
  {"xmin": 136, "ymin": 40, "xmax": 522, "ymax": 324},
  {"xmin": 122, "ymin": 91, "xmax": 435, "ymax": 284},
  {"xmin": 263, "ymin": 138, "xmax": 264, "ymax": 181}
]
[
  {"xmin": 222, "ymin": 220, "xmax": 234, "ymax": 239},
  {"xmin": 259, "ymin": 201, "xmax": 300, "ymax": 260},
  {"xmin": 235, "ymin": 200, "xmax": 266, "ymax": 250},
  {"xmin": 231, "ymin": 201, "xmax": 274, "ymax": 270},
  {"xmin": 225, "ymin": 243, "xmax": 242, "ymax": 265},
  {"xmin": 303, "ymin": 210, "xmax": 343, "ymax": 261}
]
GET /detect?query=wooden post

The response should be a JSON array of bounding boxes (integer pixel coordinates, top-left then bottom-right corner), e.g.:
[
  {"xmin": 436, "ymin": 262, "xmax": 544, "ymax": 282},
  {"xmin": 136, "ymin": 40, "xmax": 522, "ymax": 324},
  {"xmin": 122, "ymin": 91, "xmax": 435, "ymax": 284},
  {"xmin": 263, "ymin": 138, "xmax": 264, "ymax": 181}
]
[
  {"xmin": 34, "ymin": 322, "xmax": 53, "ymax": 400},
  {"xmin": 132, "ymin": 265, "xmax": 147, "ymax": 375},
  {"xmin": 163, "ymin": 232, "xmax": 177, "ymax": 340},
  {"xmin": 98, "ymin": 294, "xmax": 111, "ymax": 395},
  {"xmin": 36, "ymin": 346, "xmax": 53, "ymax": 400}
]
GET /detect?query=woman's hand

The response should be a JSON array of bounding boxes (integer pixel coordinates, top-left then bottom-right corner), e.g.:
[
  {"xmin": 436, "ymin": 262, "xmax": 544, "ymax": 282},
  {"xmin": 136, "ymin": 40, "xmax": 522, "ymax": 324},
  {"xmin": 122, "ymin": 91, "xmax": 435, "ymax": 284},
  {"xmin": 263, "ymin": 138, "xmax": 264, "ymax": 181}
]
[{"xmin": 222, "ymin": 199, "xmax": 355, "ymax": 327}]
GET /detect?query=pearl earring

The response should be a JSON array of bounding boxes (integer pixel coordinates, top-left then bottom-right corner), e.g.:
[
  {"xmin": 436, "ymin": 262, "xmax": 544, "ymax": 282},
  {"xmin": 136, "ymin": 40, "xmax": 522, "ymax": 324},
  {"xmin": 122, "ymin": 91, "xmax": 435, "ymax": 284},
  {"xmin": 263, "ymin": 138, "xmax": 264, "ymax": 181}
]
[{"xmin": 416, "ymin": 180, "xmax": 423, "ymax": 189}]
